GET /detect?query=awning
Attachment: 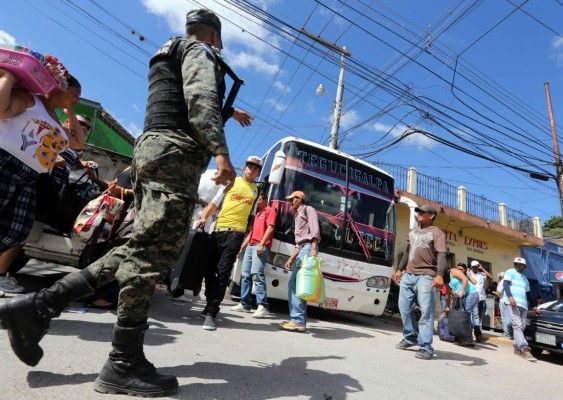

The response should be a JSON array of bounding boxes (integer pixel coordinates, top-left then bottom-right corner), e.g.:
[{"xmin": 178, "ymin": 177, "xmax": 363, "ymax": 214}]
[
  {"xmin": 57, "ymin": 97, "xmax": 136, "ymax": 157},
  {"xmin": 521, "ymin": 241, "xmax": 563, "ymax": 284}
]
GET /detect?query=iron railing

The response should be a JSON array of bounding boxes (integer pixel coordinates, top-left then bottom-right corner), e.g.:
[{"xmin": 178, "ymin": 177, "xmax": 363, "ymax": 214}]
[
  {"xmin": 416, "ymin": 172, "xmax": 458, "ymax": 210},
  {"xmin": 465, "ymin": 192, "xmax": 500, "ymax": 223},
  {"xmin": 372, "ymin": 163, "xmax": 535, "ymax": 235}
]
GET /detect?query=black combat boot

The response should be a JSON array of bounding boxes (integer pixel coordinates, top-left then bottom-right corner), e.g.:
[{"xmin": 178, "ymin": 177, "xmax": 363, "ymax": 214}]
[
  {"xmin": 0, "ymin": 270, "xmax": 95, "ymax": 366},
  {"xmin": 94, "ymin": 323, "xmax": 178, "ymax": 397}
]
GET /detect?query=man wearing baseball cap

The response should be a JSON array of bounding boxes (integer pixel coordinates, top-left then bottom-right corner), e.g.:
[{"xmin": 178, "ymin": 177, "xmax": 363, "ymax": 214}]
[
  {"xmin": 0, "ymin": 8, "xmax": 252, "ymax": 398},
  {"xmin": 280, "ymin": 190, "xmax": 321, "ymax": 332},
  {"xmin": 393, "ymin": 204, "xmax": 446, "ymax": 360},
  {"xmin": 468, "ymin": 260, "xmax": 492, "ymax": 342},
  {"xmin": 502, "ymin": 257, "xmax": 541, "ymax": 361},
  {"xmin": 196, "ymin": 156, "xmax": 263, "ymax": 331}
]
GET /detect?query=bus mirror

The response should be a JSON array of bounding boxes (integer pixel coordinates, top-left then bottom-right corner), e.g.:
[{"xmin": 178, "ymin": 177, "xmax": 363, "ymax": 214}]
[{"xmin": 268, "ymin": 150, "xmax": 286, "ymax": 185}]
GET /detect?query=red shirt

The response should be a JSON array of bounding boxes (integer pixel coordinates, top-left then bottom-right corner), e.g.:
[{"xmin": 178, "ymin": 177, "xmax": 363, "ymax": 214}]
[{"xmin": 249, "ymin": 206, "xmax": 277, "ymax": 249}]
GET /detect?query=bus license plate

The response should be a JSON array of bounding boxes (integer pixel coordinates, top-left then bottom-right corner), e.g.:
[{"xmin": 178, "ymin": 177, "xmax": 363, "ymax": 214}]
[
  {"xmin": 322, "ymin": 298, "xmax": 338, "ymax": 310},
  {"xmin": 535, "ymin": 332, "xmax": 556, "ymax": 346}
]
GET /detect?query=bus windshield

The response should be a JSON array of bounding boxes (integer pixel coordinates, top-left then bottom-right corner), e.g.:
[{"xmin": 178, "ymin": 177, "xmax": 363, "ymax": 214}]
[{"xmin": 270, "ymin": 140, "xmax": 395, "ymax": 266}]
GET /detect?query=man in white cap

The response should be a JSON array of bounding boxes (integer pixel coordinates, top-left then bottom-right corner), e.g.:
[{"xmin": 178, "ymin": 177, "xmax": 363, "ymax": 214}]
[
  {"xmin": 468, "ymin": 260, "xmax": 492, "ymax": 341},
  {"xmin": 196, "ymin": 156, "xmax": 262, "ymax": 330},
  {"xmin": 502, "ymin": 257, "xmax": 542, "ymax": 361},
  {"xmin": 494, "ymin": 271, "xmax": 511, "ymax": 337}
]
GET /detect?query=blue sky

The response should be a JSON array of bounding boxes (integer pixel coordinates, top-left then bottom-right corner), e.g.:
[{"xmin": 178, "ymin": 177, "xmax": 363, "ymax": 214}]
[{"xmin": 1, "ymin": 0, "xmax": 562, "ymax": 222}]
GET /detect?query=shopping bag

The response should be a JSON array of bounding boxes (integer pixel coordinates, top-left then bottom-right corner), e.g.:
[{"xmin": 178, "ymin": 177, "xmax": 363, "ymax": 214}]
[
  {"xmin": 169, "ymin": 228, "xmax": 217, "ymax": 296},
  {"xmin": 73, "ymin": 191, "xmax": 125, "ymax": 243},
  {"xmin": 447, "ymin": 297, "xmax": 473, "ymax": 338},
  {"xmin": 296, "ymin": 255, "xmax": 325, "ymax": 304}
]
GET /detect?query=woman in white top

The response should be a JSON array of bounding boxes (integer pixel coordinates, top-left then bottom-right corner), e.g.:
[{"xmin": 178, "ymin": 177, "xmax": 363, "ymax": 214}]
[{"xmin": 0, "ymin": 68, "xmax": 84, "ymax": 254}]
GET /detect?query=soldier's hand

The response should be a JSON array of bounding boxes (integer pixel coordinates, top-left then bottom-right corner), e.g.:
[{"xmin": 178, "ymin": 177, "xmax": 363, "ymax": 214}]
[
  {"xmin": 232, "ymin": 109, "xmax": 254, "ymax": 127},
  {"xmin": 213, "ymin": 154, "xmax": 237, "ymax": 186}
]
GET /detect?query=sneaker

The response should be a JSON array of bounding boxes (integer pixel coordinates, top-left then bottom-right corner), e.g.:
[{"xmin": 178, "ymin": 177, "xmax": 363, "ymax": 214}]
[
  {"xmin": 252, "ymin": 305, "xmax": 269, "ymax": 318},
  {"xmin": 0, "ymin": 274, "xmax": 24, "ymax": 294},
  {"xmin": 520, "ymin": 347, "xmax": 537, "ymax": 362},
  {"xmin": 171, "ymin": 294, "xmax": 192, "ymax": 303},
  {"xmin": 456, "ymin": 340, "xmax": 475, "ymax": 348},
  {"xmin": 203, "ymin": 315, "xmax": 216, "ymax": 331},
  {"xmin": 230, "ymin": 303, "xmax": 251, "ymax": 313},
  {"xmin": 280, "ymin": 321, "xmax": 306, "ymax": 332},
  {"xmin": 395, "ymin": 339, "xmax": 414, "ymax": 350},
  {"xmin": 514, "ymin": 347, "xmax": 522, "ymax": 356},
  {"xmin": 415, "ymin": 349, "xmax": 433, "ymax": 360}
]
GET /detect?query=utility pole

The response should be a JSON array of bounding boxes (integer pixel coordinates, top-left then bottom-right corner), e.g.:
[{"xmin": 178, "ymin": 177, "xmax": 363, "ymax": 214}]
[
  {"xmin": 545, "ymin": 82, "xmax": 563, "ymax": 217},
  {"xmin": 301, "ymin": 28, "xmax": 350, "ymax": 150}
]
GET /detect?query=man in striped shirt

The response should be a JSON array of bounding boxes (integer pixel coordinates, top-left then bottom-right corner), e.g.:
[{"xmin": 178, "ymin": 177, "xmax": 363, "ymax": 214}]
[{"xmin": 502, "ymin": 257, "xmax": 542, "ymax": 361}]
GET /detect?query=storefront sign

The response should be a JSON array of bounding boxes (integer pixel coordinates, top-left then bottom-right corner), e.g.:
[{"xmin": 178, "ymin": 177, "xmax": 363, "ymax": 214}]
[{"xmin": 442, "ymin": 229, "xmax": 488, "ymax": 254}]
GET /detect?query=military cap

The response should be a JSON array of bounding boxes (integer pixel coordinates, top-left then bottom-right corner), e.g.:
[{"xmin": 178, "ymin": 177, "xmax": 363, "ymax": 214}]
[{"xmin": 186, "ymin": 9, "xmax": 221, "ymax": 34}]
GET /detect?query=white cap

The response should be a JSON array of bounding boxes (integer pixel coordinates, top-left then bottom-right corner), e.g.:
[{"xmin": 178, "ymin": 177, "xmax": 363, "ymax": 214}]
[
  {"xmin": 513, "ymin": 257, "xmax": 526, "ymax": 265},
  {"xmin": 245, "ymin": 155, "xmax": 263, "ymax": 169},
  {"xmin": 470, "ymin": 260, "xmax": 480, "ymax": 267}
]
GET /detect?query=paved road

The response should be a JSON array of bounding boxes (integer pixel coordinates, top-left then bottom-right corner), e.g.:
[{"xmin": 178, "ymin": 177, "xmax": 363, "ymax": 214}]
[{"xmin": 1, "ymin": 262, "xmax": 561, "ymax": 399}]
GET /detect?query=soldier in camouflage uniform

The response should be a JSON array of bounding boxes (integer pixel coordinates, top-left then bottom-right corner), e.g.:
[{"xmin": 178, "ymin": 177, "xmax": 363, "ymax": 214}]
[{"xmin": 0, "ymin": 9, "xmax": 251, "ymax": 398}]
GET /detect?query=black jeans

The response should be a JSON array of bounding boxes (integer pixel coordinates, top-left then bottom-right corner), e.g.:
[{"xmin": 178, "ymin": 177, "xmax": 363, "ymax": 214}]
[{"xmin": 203, "ymin": 230, "xmax": 245, "ymax": 317}]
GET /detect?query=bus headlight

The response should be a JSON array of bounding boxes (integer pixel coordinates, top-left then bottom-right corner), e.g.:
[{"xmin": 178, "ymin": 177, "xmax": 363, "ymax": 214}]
[
  {"xmin": 366, "ymin": 276, "xmax": 390, "ymax": 289},
  {"xmin": 272, "ymin": 253, "xmax": 289, "ymax": 269}
]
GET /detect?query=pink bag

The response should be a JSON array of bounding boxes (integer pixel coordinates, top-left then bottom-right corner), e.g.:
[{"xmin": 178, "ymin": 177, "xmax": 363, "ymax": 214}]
[{"xmin": 72, "ymin": 192, "xmax": 125, "ymax": 243}]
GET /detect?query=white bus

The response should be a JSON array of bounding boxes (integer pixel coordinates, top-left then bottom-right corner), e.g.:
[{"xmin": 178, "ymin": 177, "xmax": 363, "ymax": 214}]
[{"xmin": 235, "ymin": 137, "xmax": 396, "ymax": 316}]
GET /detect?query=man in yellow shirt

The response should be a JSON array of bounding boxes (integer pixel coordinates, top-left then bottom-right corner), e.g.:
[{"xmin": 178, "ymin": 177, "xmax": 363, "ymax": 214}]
[{"xmin": 196, "ymin": 156, "xmax": 262, "ymax": 330}]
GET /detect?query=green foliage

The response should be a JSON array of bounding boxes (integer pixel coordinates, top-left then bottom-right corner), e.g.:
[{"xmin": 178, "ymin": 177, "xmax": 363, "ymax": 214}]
[{"xmin": 543, "ymin": 216, "xmax": 563, "ymax": 238}]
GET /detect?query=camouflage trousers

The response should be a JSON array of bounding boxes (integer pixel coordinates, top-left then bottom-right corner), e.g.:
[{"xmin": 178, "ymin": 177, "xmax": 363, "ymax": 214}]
[{"xmin": 85, "ymin": 129, "xmax": 206, "ymax": 325}]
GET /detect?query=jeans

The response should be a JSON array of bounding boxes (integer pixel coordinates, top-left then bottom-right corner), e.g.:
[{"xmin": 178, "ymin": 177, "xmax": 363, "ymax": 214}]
[
  {"xmin": 471, "ymin": 300, "xmax": 485, "ymax": 337},
  {"xmin": 204, "ymin": 230, "xmax": 244, "ymax": 317},
  {"xmin": 509, "ymin": 305, "xmax": 529, "ymax": 351},
  {"xmin": 440, "ymin": 294, "xmax": 447, "ymax": 313},
  {"xmin": 240, "ymin": 244, "xmax": 269, "ymax": 310},
  {"xmin": 398, "ymin": 273, "xmax": 436, "ymax": 355},
  {"xmin": 499, "ymin": 301, "xmax": 512, "ymax": 336},
  {"xmin": 287, "ymin": 245, "xmax": 311, "ymax": 327},
  {"xmin": 478, "ymin": 300, "xmax": 486, "ymax": 328}
]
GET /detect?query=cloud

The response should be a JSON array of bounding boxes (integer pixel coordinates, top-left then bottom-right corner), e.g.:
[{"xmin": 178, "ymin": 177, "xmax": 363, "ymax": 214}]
[
  {"xmin": 0, "ymin": 30, "xmax": 16, "ymax": 45},
  {"xmin": 132, "ymin": 103, "xmax": 141, "ymax": 113},
  {"xmin": 373, "ymin": 121, "xmax": 434, "ymax": 148},
  {"xmin": 141, "ymin": 0, "xmax": 281, "ymax": 75},
  {"xmin": 125, "ymin": 121, "xmax": 143, "ymax": 138},
  {"xmin": 322, "ymin": 109, "xmax": 361, "ymax": 130},
  {"xmin": 225, "ymin": 50, "xmax": 279, "ymax": 76},
  {"xmin": 272, "ymin": 80, "xmax": 292, "ymax": 94},
  {"xmin": 551, "ymin": 36, "xmax": 563, "ymax": 67},
  {"xmin": 265, "ymin": 97, "xmax": 288, "ymax": 112}
]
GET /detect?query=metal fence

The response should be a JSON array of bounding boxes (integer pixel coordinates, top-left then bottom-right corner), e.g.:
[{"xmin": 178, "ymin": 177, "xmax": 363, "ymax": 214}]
[
  {"xmin": 506, "ymin": 207, "xmax": 535, "ymax": 236},
  {"xmin": 372, "ymin": 163, "xmax": 536, "ymax": 235},
  {"xmin": 416, "ymin": 172, "xmax": 458, "ymax": 209},
  {"xmin": 465, "ymin": 192, "xmax": 500, "ymax": 223}
]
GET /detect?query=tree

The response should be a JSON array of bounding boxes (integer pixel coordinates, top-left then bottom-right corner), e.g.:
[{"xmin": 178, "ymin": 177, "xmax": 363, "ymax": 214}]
[{"xmin": 543, "ymin": 216, "xmax": 563, "ymax": 239}]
